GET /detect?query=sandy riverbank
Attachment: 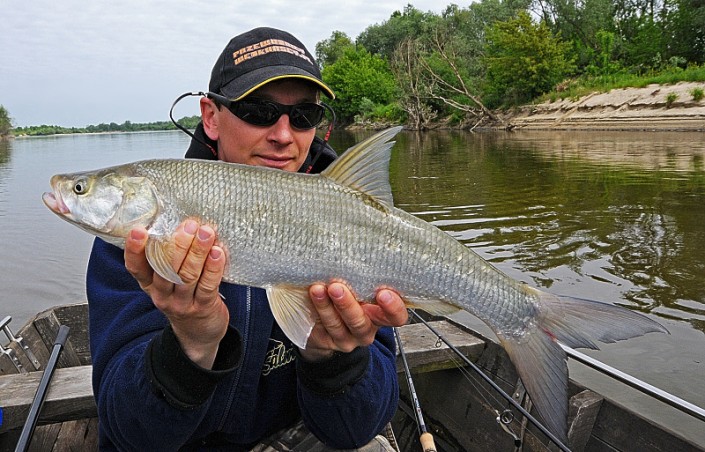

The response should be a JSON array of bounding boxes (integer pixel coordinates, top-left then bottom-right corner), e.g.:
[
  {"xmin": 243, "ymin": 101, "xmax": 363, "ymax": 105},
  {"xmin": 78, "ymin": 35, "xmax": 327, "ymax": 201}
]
[{"xmin": 500, "ymin": 81, "xmax": 705, "ymax": 131}]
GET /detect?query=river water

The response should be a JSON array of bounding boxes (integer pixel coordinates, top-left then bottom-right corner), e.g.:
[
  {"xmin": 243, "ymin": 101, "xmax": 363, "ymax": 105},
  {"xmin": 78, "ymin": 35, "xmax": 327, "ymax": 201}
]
[{"xmin": 1, "ymin": 129, "xmax": 704, "ymax": 445}]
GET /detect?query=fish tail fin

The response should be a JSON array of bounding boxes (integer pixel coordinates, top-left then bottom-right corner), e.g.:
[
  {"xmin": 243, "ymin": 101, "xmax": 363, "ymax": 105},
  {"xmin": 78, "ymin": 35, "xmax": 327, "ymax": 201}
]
[
  {"xmin": 499, "ymin": 323, "xmax": 570, "ymax": 443},
  {"xmin": 539, "ymin": 291, "xmax": 668, "ymax": 349},
  {"xmin": 499, "ymin": 290, "xmax": 668, "ymax": 444}
]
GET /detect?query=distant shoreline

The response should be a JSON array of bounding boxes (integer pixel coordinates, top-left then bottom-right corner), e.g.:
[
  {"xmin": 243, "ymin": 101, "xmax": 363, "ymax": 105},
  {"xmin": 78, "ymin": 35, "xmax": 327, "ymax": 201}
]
[
  {"xmin": 351, "ymin": 82, "xmax": 705, "ymax": 132},
  {"xmin": 8, "ymin": 82, "xmax": 705, "ymax": 136},
  {"xmin": 9, "ymin": 129, "xmax": 184, "ymax": 139}
]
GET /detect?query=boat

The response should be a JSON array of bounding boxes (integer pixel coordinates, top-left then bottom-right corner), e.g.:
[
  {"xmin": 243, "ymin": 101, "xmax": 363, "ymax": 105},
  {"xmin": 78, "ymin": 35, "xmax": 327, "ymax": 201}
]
[
  {"xmin": 0, "ymin": 303, "xmax": 703, "ymax": 451},
  {"xmin": 0, "ymin": 303, "xmax": 95, "ymax": 451}
]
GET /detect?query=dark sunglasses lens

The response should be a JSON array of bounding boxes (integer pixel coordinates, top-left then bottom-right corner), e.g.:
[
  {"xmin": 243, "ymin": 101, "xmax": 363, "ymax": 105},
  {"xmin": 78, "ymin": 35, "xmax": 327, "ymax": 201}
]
[
  {"xmin": 232, "ymin": 101, "xmax": 280, "ymax": 126},
  {"xmin": 290, "ymin": 104, "xmax": 325, "ymax": 129},
  {"xmin": 232, "ymin": 100, "xmax": 325, "ymax": 129}
]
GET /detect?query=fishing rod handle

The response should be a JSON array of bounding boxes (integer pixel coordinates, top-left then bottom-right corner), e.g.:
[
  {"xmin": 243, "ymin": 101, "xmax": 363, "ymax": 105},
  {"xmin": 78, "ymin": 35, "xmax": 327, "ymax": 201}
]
[
  {"xmin": 420, "ymin": 432, "xmax": 437, "ymax": 452},
  {"xmin": 54, "ymin": 325, "xmax": 70, "ymax": 347}
]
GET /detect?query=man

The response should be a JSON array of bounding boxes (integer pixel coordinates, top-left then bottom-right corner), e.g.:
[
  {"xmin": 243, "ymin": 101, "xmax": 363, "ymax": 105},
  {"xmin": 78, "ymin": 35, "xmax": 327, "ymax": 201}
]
[{"xmin": 87, "ymin": 27, "xmax": 408, "ymax": 450}]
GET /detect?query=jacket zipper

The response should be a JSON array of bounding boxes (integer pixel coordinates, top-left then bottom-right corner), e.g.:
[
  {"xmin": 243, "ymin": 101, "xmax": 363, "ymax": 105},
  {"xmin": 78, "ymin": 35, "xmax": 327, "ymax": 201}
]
[{"xmin": 217, "ymin": 286, "xmax": 251, "ymax": 431}]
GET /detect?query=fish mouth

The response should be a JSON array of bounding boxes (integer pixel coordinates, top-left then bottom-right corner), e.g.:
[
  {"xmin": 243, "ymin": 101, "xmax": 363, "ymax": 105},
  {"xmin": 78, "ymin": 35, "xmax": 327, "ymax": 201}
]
[
  {"xmin": 42, "ymin": 190, "xmax": 70, "ymax": 215},
  {"xmin": 43, "ymin": 175, "xmax": 71, "ymax": 215}
]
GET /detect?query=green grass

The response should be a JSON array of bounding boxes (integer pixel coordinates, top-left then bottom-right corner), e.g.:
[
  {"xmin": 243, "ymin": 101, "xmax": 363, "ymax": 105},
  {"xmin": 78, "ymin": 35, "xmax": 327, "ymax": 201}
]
[
  {"xmin": 692, "ymin": 87, "xmax": 704, "ymax": 102},
  {"xmin": 536, "ymin": 64, "xmax": 705, "ymax": 104},
  {"xmin": 666, "ymin": 92, "xmax": 678, "ymax": 107}
]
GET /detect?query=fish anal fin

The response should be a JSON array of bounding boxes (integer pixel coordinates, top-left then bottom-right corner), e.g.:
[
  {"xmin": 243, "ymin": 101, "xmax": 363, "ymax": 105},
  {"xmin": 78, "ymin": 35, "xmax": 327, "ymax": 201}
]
[
  {"xmin": 321, "ymin": 127, "xmax": 402, "ymax": 209},
  {"xmin": 267, "ymin": 285, "xmax": 318, "ymax": 350},
  {"xmin": 145, "ymin": 237, "xmax": 184, "ymax": 285}
]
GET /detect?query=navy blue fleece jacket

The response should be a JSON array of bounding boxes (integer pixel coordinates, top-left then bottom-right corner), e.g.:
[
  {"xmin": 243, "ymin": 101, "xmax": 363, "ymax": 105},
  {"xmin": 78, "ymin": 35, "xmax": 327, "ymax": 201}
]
[{"xmin": 86, "ymin": 132, "xmax": 399, "ymax": 450}]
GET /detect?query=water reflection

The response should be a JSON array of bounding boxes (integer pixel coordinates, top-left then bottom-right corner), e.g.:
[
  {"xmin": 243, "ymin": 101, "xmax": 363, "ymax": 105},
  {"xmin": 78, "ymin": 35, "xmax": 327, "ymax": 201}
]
[
  {"xmin": 0, "ymin": 139, "xmax": 10, "ymax": 166},
  {"xmin": 332, "ymin": 130, "xmax": 705, "ymax": 334},
  {"xmin": 0, "ymin": 140, "xmax": 11, "ymax": 218}
]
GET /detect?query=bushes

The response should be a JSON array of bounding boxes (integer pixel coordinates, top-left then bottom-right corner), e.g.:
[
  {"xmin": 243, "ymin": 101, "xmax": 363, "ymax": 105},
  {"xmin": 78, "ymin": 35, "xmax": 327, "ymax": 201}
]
[
  {"xmin": 322, "ymin": 47, "xmax": 400, "ymax": 124},
  {"xmin": 0, "ymin": 105, "xmax": 11, "ymax": 137}
]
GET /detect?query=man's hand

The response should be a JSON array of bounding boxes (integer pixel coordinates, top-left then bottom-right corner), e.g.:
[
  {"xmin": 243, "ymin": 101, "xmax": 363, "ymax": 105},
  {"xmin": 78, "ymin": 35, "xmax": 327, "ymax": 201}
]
[
  {"xmin": 124, "ymin": 219, "xmax": 229, "ymax": 369},
  {"xmin": 300, "ymin": 282, "xmax": 408, "ymax": 362}
]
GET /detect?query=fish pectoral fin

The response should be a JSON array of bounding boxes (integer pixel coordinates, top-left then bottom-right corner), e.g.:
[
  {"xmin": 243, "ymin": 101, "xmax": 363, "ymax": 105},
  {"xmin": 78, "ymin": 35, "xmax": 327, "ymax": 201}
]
[
  {"xmin": 405, "ymin": 297, "xmax": 462, "ymax": 316},
  {"xmin": 267, "ymin": 285, "xmax": 318, "ymax": 350},
  {"xmin": 145, "ymin": 237, "xmax": 184, "ymax": 285}
]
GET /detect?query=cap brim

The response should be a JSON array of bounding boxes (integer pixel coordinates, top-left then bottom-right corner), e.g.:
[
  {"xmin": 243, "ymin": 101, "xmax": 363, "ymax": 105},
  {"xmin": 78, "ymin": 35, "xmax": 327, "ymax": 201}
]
[{"xmin": 221, "ymin": 66, "xmax": 335, "ymax": 100}]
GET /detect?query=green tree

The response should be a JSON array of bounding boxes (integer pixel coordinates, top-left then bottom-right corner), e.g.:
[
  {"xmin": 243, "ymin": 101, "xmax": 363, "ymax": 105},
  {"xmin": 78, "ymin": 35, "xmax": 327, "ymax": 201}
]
[
  {"xmin": 665, "ymin": 0, "xmax": 705, "ymax": 64},
  {"xmin": 322, "ymin": 47, "xmax": 399, "ymax": 123},
  {"xmin": 388, "ymin": 1, "xmax": 530, "ymax": 127},
  {"xmin": 620, "ymin": 18, "xmax": 663, "ymax": 70},
  {"xmin": 315, "ymin": 31, "xmax": 355, "ymax": 68},
  {"xmin": 533, "ymin": 0, "xmax": 615, "ymax": 69},
  {"xmin": 483, "ymin": 11, "xmax": 575, "ymax": 107},
  {"xmin": 357, "ymin": 5, "xmax": 439, "ymax": 59},
  {"xmin": 585, "ymin": 30, "xmax": 621, "ymax": 75},
  {"xmin": 0, "ymin": 105, "xmax": 12, "ymax": 137},
  {"xmin": 419, "ymin": 2, "xmax": 527, "ymax": 116}
]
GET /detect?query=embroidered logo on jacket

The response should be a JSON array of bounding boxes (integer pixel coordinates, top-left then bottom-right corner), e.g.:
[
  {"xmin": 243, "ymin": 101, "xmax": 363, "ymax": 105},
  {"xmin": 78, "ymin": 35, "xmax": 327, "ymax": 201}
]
[{"xmin": 262, "ymin": 339, "xmax": 296, "ymax": 376}]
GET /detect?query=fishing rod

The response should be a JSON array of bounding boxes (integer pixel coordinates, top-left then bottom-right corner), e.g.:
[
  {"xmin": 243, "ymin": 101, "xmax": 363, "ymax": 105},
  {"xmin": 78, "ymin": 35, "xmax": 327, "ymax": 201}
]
[
  {"xmin": 15, "ymin": 325, "xmax": 70, "ymax": 452},
  {"xmin": 394, "ymin": 328, "xmax": 437, "ymax": 452},
  {"xmin": 409, "ymin": 311, "xmax": 572, "ymax": 452},
  {"xmin": 561, "ymin": 344, "xmax": 705, "ymax": 423}
]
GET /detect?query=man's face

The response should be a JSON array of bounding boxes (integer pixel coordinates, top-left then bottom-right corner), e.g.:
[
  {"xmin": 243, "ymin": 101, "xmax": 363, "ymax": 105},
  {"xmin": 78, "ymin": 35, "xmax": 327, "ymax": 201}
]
[{"xmin": 201, "ymin": 79, "xmax": 319, "ymax": 172}]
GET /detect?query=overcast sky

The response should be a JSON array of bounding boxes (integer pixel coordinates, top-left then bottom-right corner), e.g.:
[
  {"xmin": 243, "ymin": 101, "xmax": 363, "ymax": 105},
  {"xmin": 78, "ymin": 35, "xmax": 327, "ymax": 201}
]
[{"xmin": 1, "ymin": 0, "xmax": 471, "ymax": 128}]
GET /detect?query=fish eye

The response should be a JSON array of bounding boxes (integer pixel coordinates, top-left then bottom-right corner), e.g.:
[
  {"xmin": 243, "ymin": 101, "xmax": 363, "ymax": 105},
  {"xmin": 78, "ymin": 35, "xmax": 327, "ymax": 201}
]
[{"xmin": 73, "ymin": 178, "xmax": 89, "ymax": 195}]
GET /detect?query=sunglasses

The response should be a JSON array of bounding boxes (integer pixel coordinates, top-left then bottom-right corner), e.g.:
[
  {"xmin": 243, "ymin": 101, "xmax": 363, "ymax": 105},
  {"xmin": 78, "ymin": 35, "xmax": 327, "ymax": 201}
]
[{"xmin": 207, "ymin": 92, "xmax": 326, "ymax": 130}]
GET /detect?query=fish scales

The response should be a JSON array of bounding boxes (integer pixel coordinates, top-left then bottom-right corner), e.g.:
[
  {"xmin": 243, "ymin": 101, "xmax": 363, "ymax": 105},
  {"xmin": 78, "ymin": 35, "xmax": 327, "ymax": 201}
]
[
  {"xmin": 43, "ymin": 127, "xmax": 667, "ymax": 443},
  {"xmin": 137, "ymin": 158, "xmax": 535, "ymax": 334}
]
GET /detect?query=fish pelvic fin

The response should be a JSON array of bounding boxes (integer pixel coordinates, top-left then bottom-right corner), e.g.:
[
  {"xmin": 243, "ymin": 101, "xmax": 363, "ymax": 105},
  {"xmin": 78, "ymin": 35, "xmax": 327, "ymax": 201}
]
[
  {"xmin": 321, "ymin": 126, "xmax": 403, "ymax": 209},
  {"xmin": 405, "ymin": 296, "xmax": 462, "ymax": 317},
  {"xmin": 500, "ymin": 288, "xmax": 668, "ymax": 444},
  {"xmin": 145, "ymin": 237, "xmax": 184, "ymax": 285},
  {"xmin": 266, "ymin": 285, "xmax": 318, "ymax": 349}
]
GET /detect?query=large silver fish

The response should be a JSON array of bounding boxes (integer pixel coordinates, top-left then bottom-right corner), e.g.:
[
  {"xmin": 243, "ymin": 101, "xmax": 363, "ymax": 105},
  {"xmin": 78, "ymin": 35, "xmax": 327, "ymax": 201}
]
[{"xmin": 43, "ymin": 127, "xmax": 666, "ymax": 443}]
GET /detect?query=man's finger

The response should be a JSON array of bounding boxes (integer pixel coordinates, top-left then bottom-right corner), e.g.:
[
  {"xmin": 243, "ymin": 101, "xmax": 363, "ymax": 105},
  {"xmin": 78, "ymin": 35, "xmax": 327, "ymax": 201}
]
[
  {"xmin": 176, "ymin": 224, "xmax": 215, "ymax": 285},
  {"xmin": 124, "ymin": 227, "xmax": 152, "ymax": 287},
  {"xmin": 362, "ymin": 289, "xmax": 408, "ymax": 327},
  {"xmin": 329, "ymin": 283, "xmax": 372, "ymax": 337},
  {"xmin": 193, "ymin": 246, "xmax": 226, "ymax": 305},
  {"xmin": 171, "ymin": 219, "xmax": 200, "ymax": 276},
  {"xmin": 309, "ymin": 283, "xmax": 347, "ymax": 338}
]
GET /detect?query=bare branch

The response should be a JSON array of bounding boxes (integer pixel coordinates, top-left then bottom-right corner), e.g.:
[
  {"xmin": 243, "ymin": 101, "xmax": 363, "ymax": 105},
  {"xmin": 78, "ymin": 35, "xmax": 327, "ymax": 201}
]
[{"xmin": 422, "ymin": 28, "xmax": 503, "ymax": 124}]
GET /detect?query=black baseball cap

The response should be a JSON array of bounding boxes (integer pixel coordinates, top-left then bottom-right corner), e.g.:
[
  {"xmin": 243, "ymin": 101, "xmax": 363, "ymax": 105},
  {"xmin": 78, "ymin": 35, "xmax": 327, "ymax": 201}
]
[{"xmin": 209, "ymin": 27, "xmax": 335, "ymax": 101}]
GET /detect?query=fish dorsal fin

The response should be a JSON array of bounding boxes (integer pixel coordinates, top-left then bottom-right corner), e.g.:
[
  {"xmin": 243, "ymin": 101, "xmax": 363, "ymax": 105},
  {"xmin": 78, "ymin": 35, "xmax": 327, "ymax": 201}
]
[
  {"xmin": 266, "ymin": 284, "xmax": 319, "ymax": 349},
  {"xmin": 321, "ymin": 126, "xmax": 403, "ymax": 209}
]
